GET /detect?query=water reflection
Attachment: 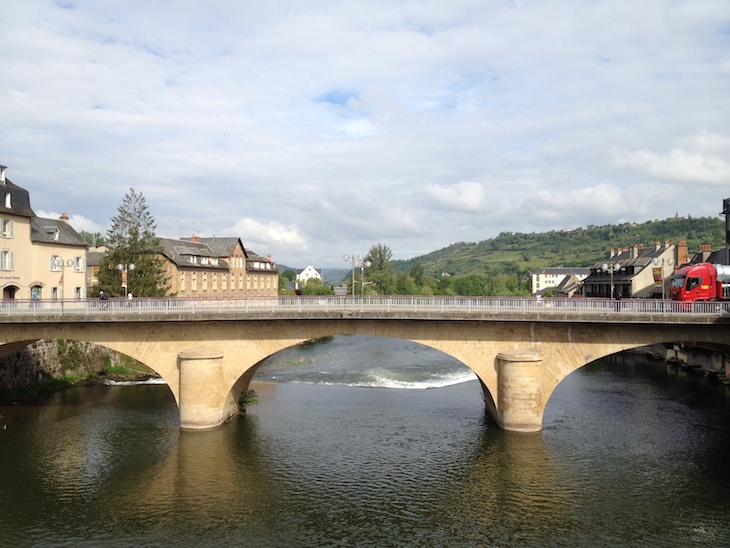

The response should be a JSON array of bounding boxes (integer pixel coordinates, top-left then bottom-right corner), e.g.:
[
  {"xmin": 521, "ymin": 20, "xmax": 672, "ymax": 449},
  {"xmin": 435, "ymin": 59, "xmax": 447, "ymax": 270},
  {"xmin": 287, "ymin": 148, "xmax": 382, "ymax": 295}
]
[{"xmin": 1, "ymin": 348, "xmax": 730, "ymax": 546}]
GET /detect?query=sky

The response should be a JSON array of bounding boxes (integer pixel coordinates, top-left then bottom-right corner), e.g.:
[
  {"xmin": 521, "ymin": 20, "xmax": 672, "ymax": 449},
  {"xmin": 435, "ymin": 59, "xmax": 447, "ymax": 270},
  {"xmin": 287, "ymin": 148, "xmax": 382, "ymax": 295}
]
[{"xmin": 2, "ymin": 1, "xmax": 730, "ymax": 268}]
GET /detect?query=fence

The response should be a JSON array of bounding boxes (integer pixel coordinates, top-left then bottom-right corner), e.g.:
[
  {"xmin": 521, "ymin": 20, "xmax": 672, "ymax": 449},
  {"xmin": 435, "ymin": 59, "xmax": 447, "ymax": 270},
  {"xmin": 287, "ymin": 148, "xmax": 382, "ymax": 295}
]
[{"xmin": 0, "ymin": 296, "xmax": 726, "ymax": 318}]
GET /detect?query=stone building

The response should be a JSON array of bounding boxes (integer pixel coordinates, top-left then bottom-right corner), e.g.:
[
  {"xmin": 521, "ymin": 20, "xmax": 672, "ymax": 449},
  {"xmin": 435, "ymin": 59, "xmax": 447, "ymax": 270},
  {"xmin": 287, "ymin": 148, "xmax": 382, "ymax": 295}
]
[{"xmin": 159, "ymin": 236, "xmax": 278, "ymax": 298}]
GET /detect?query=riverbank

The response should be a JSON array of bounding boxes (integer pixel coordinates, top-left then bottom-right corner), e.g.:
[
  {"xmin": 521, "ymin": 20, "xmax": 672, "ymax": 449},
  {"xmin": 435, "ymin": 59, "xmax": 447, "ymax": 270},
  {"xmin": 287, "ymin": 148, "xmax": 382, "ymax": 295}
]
[{"xmin": 0, "ymin": 338, "xmax": 154, "ymax": 403}]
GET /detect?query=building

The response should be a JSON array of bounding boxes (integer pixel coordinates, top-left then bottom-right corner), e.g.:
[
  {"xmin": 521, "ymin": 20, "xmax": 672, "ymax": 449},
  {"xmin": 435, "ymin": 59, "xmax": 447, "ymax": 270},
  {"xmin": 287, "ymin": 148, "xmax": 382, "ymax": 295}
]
[
  {"xmin": 159, "ymin": 237, "xmax": 231, "ymax": 298},
  {"xmin": 582, "ymin": 241, "xmax": 676, "ymax": 299},
  {"xmin": 530, "ymin": 268, "xmax": 590, "ymax": 296},
  {"xmin": 296, "ymin": 265, "xmax": 322, "ymax": 287},
  {"xmin": 244, "ymin": 250, "xmax": 278, "ymax": 297},
  {"xmin": 0, "ymin": 166, "xmax": 87, "ymax": 300},
  {"xmin": 160, "ymin": 236, "xmax": 278, "ymax": 298}
]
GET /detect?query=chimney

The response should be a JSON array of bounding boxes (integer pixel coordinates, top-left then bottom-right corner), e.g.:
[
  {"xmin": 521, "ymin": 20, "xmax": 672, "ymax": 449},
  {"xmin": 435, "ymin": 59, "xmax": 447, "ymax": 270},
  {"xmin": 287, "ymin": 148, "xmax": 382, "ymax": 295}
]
[
  {"xmin": 267, "ymin": 255, "xmax": 273, "ymax": 262},
  {"xmin": 678, "ymin": 240, "xmax": 688, "ymax": 265},
  {"xmin": 631, "ymin": 244, "xmax": 639, "ymax": 258},
  {"xmin": 190, "ymin": 235, "xmax": 200, "ymax": 243},
  {"xmin": 59, "ymin": 212, "xmax": 69, "ymax": 223},
  {"xmin": 0, "ymin": 165, "xmax": 6, "ymax": 184},
  {"xmin": 664, "ymin": 239, "xmax": 670, "ymax": 249},
  {"xmin": 609, "ymin": 248, "xmax": 615, "ymax": 258},
  {"xmin": 655, "ymin": 241, "xmax": 661, "ymax": 251}
]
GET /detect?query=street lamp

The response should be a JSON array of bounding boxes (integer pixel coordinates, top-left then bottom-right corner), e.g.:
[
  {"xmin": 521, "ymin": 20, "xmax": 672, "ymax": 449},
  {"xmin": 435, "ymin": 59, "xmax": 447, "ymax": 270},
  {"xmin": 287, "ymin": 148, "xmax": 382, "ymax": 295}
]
[
  {"xmin": 117, "ymin": 263, "xmax": 135, "ymax": 295},
  {"xmin": 53, "ymin": 256, "xmax": 75, "ymax": 301},
  {"xmin": 343, "ymin": 254, "xmax": 371, "ymax": 297},
  {"xmin": 601, "ymin": 262, "xmax": 622, "ymax": 299}
]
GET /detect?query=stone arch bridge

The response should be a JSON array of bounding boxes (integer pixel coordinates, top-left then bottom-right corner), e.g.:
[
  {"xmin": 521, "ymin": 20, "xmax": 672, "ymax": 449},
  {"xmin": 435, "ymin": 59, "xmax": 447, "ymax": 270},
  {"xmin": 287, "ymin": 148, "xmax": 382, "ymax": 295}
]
[{"xmin": 0, "ymin": 296, "xmax": 728, "ymax": 432}]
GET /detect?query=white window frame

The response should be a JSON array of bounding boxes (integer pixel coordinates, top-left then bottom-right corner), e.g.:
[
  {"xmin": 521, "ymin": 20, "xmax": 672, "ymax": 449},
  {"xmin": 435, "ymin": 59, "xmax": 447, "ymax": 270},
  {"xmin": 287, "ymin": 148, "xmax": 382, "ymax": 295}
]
[{"xmin": 0, "ymin": 250, "xmax": 13, "ymax": 271}]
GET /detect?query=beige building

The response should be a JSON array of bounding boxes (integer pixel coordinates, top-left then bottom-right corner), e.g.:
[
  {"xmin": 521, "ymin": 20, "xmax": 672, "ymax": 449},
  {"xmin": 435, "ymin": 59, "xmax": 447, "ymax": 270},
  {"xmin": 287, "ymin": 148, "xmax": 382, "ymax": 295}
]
[
  {"xmin": 0, "ymin": 166, "xmax": 87, "ymax": 300},
  {"xmin": 159, "ymin": 236, "xmax": 278, "ymax": 298}
]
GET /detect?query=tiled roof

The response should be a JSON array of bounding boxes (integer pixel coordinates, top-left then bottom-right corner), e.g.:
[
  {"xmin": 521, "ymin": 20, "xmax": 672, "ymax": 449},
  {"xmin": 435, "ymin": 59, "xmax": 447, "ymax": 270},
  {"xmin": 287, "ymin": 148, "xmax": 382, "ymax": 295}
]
[
  {"xmin": 30, "ymin": 217, "xmax": 86, "ymax": 247},
  {"xmin": 0, "ymin": 179, "xmax": 35, "ymax": 218},
  {"xmin": 159, "ymin": 237, "xmax": 229, "ymax": 271}
]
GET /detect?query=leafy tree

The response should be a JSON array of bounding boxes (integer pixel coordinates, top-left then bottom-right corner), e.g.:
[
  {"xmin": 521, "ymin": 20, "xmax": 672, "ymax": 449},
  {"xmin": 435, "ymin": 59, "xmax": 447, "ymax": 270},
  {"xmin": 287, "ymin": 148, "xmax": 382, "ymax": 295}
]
[
  {"xmin": 301, "ymin": 278, "xmax": 334, "ymax": 295},
  {"xmin": 97, "ymin": 188, "xmax": 170, "ymax": 297},
  {"xmin": 281, "ymin": 269, "xmax": 296, "ymax": 281},
  {"xmin": 79, "ymin": 231, "xmax": 107, "ymax": 247},
  {"xmin": 365, "ymin": 243, "xmax": 397, "ymax": 294},
  {"xmin": 409, "ymin": 263, "xmax": 425, "ymax": 286}
]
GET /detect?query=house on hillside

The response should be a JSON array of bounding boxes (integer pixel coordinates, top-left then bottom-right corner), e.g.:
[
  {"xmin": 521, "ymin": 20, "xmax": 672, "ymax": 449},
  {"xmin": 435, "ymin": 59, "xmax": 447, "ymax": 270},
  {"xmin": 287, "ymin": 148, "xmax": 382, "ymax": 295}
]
[
  {"xmin": 582, "ymin": 241, "xmax": 676, "ymax": 299},
  {"xmin": 296, "ymin": 265, "xmax": 322, "ymax": 288}
]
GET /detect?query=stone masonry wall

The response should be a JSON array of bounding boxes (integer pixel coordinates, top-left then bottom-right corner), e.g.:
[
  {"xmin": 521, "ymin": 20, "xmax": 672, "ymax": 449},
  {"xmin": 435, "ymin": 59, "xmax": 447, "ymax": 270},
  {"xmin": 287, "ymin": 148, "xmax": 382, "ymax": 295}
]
[{"xmin": 0, "ymin": 339, "xmax": 127, "ymax": 390}]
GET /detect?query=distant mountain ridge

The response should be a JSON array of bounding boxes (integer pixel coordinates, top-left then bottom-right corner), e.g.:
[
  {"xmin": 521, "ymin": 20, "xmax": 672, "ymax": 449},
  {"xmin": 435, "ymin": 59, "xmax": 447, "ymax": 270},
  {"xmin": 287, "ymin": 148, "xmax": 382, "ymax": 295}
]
[{"xmin": 392, "ymin": 216, "xmax": 724, "ymax": 278}]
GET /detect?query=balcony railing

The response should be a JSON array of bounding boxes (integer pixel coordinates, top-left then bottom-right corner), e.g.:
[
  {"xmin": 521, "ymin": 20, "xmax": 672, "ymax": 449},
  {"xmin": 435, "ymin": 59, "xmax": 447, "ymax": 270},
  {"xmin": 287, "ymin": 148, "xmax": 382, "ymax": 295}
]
[{"xmin": 0, "ymin": 296, "xmax": 726, "ymax": 319}]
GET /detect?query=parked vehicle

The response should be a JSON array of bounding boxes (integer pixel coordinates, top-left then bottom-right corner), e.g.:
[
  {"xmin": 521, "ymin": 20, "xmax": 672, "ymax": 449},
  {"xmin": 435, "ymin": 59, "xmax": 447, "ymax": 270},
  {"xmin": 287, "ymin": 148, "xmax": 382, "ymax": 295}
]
[{"xmin": 670, "ymin": 262, "xmax": 730, "ymax": 301}]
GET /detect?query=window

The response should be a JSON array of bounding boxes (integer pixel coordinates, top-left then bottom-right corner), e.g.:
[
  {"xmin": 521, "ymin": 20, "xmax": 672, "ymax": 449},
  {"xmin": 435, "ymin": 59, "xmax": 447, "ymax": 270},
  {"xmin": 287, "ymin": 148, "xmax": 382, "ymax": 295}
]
[
  {"xmin": 31, "ymin": 286, "xmax": 42, "ymax": 299},
  {"xmin": 0, "ymin": 219, "xmax": 13, "ymax": 238},
  {"xmin": 50, "ymin": 255, "xmax": 62, "ymax": 271},
  {"xmin": 686, "ymin": 277, "xmax": 702, "ymax": 291},
  {"xmin": 0, "ymin": 250, "xmax": 13, "ymax": 270},
  {"xmin": 73, "ymin": 256, "xmax": 84, "ymax": 272},
  {"xmin": 4, "ymin": 193, "xmax": 10, "ymax": 208}
]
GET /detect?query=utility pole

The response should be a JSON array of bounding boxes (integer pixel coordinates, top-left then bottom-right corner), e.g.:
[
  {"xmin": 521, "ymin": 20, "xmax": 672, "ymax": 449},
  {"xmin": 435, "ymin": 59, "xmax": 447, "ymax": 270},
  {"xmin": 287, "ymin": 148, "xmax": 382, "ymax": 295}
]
[{"xmin": 722, "ymin": 198, "xmax": 730, "ymax": 264}]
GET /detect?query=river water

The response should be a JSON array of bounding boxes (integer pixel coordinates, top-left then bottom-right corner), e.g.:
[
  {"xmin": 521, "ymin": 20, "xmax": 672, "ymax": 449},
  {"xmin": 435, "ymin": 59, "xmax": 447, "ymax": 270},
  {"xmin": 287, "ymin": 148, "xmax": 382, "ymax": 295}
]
[{"xmin": 1, "ymin": 335, "xmax": 729, "ymax": 547}]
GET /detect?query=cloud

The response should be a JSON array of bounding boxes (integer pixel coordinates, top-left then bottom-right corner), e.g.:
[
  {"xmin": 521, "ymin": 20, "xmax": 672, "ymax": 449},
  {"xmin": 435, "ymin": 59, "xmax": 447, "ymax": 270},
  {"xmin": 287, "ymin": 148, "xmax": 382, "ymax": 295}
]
[
  {"xmin": 226, "ymin": 218, "xmax": 307, "ymax": 257},
  {"xmin": 426, "ymin": 182, "xmax": 487, "ymax": 212},
  {"xmin": 2, "ymin": 0, "xmax": 729, "ymax": 266},
  {"xmin": 35, "ymin": 210, "xmax": 103, "ymax": 234},
  {"xmin": 612, "ymin": 147, "xmax": 730, "ymax": 185}
]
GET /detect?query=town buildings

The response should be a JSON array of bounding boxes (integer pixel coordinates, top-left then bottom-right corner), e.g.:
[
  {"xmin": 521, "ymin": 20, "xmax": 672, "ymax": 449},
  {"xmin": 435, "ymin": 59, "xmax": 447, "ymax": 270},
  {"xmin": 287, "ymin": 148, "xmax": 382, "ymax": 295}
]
[
  {"xmin": 0, "ymin": 165, "xmax": 279, "ymax": 301},
  {"xmin": 582, "ymin": 241, "xmax": 677, "ymax": 299},
  {"xmin": 531, "ymin": 268, "xmax": 590, "ymax": 297}
]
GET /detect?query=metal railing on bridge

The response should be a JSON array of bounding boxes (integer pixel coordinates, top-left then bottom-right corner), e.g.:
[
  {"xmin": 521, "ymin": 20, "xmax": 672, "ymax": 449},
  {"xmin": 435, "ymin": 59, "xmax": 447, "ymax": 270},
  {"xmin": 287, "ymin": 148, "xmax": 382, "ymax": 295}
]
[{"xmin": 0, "ymin": 296, "xmax": 726, "ymax": 318}]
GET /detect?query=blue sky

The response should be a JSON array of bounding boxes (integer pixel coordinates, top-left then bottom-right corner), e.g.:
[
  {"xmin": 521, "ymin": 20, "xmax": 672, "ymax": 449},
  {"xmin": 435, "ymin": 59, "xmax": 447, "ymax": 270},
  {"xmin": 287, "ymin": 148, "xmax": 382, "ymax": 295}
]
[{"xmin": 2, "ymin": 0, "xmax": 729, "ymax": 267}]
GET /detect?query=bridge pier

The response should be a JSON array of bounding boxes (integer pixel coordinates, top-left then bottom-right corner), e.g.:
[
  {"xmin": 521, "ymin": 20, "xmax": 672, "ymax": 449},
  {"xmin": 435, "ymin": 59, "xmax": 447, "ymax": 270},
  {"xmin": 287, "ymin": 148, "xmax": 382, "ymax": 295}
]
[
  {"xmin": 178, "ymin": 347, "xmax": 237, "ymax": 430},
  {"xmin": 495, "ymin": 349, "xmax": 544, "ymax": 433}
]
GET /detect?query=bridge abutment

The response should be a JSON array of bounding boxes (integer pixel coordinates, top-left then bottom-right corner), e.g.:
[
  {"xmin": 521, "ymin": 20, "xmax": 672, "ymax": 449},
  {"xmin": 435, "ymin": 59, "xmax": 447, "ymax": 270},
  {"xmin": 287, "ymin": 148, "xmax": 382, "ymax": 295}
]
[{"xmin": 496, "ymin": 349, "xmax": 544, "ymax": 433}]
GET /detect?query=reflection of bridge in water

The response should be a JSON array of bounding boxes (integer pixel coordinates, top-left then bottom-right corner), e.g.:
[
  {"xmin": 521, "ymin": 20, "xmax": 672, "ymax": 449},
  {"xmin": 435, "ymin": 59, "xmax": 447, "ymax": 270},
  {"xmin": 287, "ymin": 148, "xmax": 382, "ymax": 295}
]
[{"xmin": 1, "ymin": 296, "xmax": 728, "ymax": 432}]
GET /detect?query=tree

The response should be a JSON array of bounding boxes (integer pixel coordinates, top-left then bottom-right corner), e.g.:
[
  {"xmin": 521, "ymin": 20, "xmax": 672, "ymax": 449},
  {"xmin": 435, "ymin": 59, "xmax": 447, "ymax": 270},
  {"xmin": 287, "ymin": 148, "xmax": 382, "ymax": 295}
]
[
  {"xmin": 97, "ymin": 188, "xmax": 170, "ymax": 297},
  {"xmin": 365, "ymin": 243, "xmax": 397, "ymax": 294},
  {"xmin": 79, "ymin": 231, "xmax": 107, "ymax": 247}
]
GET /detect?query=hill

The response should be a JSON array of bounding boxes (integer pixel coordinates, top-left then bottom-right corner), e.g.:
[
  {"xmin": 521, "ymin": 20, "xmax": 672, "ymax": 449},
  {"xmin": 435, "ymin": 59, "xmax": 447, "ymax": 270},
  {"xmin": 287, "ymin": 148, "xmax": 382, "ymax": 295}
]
[{"xmin": 392, "ymin": 216, "xmax": 724, "ymax": 278}]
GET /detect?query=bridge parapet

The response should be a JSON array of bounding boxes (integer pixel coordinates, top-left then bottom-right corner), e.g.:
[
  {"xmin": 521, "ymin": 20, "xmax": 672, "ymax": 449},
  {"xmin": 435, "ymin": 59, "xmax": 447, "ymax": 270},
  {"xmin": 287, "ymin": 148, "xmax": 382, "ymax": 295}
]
[{"xmin": 0, "ymin": 296, "xmax": 727, "ymax": 324}]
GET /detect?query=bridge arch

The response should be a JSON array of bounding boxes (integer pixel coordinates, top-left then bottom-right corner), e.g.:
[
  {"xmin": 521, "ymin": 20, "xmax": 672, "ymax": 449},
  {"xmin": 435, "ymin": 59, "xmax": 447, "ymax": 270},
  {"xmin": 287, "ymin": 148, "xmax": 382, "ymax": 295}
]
[{"xmin": 0, "ymin": 314, "xmax": 727, "ymax": 432}]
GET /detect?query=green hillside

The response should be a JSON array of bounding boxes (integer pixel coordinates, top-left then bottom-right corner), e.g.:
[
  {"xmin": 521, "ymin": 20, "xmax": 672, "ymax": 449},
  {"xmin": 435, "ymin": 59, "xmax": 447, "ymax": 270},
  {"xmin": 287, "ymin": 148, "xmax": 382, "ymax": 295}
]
[{"xmin": 393, "ymin": 216, "xmax": 724, "ymax": 278}]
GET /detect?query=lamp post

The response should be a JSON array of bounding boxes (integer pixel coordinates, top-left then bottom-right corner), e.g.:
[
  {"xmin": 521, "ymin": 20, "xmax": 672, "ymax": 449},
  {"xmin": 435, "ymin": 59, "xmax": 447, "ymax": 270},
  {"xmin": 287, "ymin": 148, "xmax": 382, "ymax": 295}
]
[
  {"xmin": 117, "ymin": 263, "xmax": 135, "ymax": 295},
  {"xmin": 53, "ymin": 256, "xmax": 75, "ymax": 310},
  {"xmin": 601, "ymin": 262, "xmax": 621, "ymax": 299},
  {"xmin": 343, "ymin": 254, "xmax": 371, "ymax": 297}
]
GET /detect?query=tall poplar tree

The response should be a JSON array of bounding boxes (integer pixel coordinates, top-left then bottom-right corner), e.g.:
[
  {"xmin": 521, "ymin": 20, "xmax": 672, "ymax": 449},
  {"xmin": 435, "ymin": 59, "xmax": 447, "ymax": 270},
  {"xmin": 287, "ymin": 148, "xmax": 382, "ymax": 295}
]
[{"xmin": 96, "ymin": 188, "xmax": 170, "ymax": 297}]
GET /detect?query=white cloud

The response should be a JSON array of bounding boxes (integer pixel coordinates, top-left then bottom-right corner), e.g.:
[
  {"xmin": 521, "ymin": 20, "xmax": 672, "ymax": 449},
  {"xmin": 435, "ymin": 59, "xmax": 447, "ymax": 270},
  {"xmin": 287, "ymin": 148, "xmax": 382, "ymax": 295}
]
[
  {"xmin": 426, "ymin": 181, "xmax": 487, "ymax": 212},
  {"xmin": 612, "ymin": 147, "xmax": 730, "ymax": 185},
  {"xmin": 226, "ymin": 218, "xmax": 307, "ymax": 257}
]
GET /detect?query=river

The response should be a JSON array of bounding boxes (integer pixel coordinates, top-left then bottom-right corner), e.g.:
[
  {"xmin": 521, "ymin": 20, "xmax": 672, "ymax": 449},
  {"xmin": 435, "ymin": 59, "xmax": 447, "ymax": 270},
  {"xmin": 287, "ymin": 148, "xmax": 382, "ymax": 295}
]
[{"xmin": 1, "ymin": 335, "xmax": 729, "ymax": 546}]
